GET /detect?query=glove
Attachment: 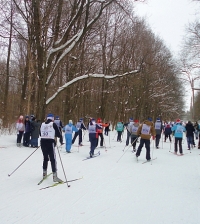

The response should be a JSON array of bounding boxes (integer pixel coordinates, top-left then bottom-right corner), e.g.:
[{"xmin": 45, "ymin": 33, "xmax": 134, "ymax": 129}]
[{"xmin": 152, "ymin": 136, "xmax": 155, "ymax": 140}]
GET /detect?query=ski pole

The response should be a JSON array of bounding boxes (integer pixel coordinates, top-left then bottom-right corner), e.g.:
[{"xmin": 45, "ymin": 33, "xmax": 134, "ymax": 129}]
[
  {"xmin": 117, "ymin": 137, "xmax": 139, "ymax": 163},
  {"xmin": 56, "ymin": 145, "xmax": 70, "ymax": 187},
  {"xmin": 8, "ymin": 146, "xmax": 40, "ymax": 177}
]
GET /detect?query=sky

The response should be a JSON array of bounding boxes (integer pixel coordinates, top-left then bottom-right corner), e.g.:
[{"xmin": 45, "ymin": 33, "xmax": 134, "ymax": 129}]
[
  {"xmin": 134, "ymin": 0, "xmax": 200, "ymax": 111},
  {"xmin": 1, "ymin": 130, "xmax": 200, "ymax": 223},
  {"xmin": 134, "ymin": 0, "xmax": 199, "ymax": 56}
]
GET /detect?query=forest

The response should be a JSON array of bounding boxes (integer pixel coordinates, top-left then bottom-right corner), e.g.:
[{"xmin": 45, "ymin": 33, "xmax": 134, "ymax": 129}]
[{"xmin": 0, "ymin": 0, "xmax": 199, "ymax": 127}]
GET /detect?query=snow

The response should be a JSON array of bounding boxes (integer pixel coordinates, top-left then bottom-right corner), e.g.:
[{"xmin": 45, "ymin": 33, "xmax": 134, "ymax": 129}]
[{"xmin": 0, "ymin": 131, "xmax": 200, "ymax": 224}]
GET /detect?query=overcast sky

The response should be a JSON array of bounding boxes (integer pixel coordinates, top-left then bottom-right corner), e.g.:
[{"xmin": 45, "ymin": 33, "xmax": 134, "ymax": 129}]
[
  {"xmin": 134, "ymin": 0, "xmax": 199, "ymax": 57},
  {"xmin": 134, "ymin": 0, "xmax": 200, "ymax": 111}
]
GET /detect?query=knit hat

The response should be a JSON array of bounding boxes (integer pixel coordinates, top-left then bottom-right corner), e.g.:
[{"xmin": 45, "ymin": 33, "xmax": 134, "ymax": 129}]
[
  {"xmin": 148, "ymin": 117, "xmax": 152, "ymax": 121},
  {"xmin": 47, "ymin": 113, "xmax": 54, "ymax": 120},
  {"xmin": 156, "ymin": 118, "xmax": 160, "ymax": 121},
  {"xmin": 134, "ymin": 119, "xmax": 139, "ymax": 123},
  {"xmin": 69, "ymin": 120, "xmax": 73, "ymax": 124},
  {"xmin": 55, "ymin": 116, "xmax": 59, "ymax": 119},
  {"xmin": 129, "ymin": 117, "xmax": 133, "ymax": 121},
  {"xmin": 79, "ymin": 118, "xmax": 83, "ymax": 122},
  {"xmin": 176, "ymin": 119, "xmax": 181, "ymax": 123},
  {"xmin": 25, "ymin": 115, "xmax": 29, "ymax": 119}
]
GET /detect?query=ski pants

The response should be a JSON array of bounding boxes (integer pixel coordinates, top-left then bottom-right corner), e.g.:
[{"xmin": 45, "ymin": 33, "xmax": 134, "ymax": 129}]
[
  {"xmin": 65, "ymin": 134, "xmax": 73, "ymax": 151},
  {"xmin": 155, "ymin": 134, "xmax": 161, "ymax": 147},
  {"xmin": 174, "ymin": 137, "xmax": 183, "ymax": 153},
  {"xmin": 165, "ymin": 133, "xmax": 171, "ymax": 142},
  {"xmin": 126, "ymin": 131, "xmax": 131, "ymax": 145},
  {"xmin": 23, "ymin": 132, "xmax": 31, "ymax": 146},
  {"xmin": 187, "ymin": 136, "xmax": 193, "ymax": 149},
  {"xmin": 131, "ymin": 136, "xmax": 138, "ymax": 149},
  {"xmin": 96, "ymin": 133, "xmax": 104, "ymax": 147},
  {"xmin": 41, "ymin": 139, "xmax": 57, "ymax": 173},
  {"xmin": 89, "ymin": 134, "xmax": 97, "ymax": 155},
  {"xmin": 117, "ymin": 131, "xmax": 122, "ymax": 141},
  {"xmin": 136, "ymin": 138, "xmax": 151, "ymax": 160},
  {"xmin": 17, "ymin": 131, "xmax": 24, "ymax": 143},
  {"xmin": 72, "ymin": 129, "xmax": 82, "ymax": 145}
]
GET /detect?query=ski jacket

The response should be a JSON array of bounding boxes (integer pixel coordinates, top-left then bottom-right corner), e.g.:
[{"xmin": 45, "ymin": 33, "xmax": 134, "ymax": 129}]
[
  {"xmin": 164, "ymin": 125, "xmax": 172, "ymax": 135},
  {"xmin": 16, "ymin": 120, "xmax": 25, "ymax": 132},
  {"xmin": 96, "ymin": 122, "xmax": 109, "ymax": 134},
  {"xmin": 137, "ymin": 120, "xmax": 156, "ymax": 140},
  {"xmin": 63, "ymin": 123, "xmax": 78, "ymax": 135},
  {"xmin": 171, "ymin": 123, "xmax": 186, "ymax": 138},
  {"xmin": 185, "ymin": 122, "xmax": 195, "ymax": 137},
  {"xmin": 115, "ymin": 122, "xmax": 124, "ymax": 132}
]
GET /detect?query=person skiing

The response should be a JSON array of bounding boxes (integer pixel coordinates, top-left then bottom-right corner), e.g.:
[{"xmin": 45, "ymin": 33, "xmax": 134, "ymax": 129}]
[
  {"xmin": 164, "ymin": 123, "xmax": 172, "ymax": 142},
  {"xmin": 63, "ymin": 120, "xmax": 78, "ymax": 153},
  {"xmin": 136, "ymin": 117, "xmax": 156, "ymax": 161},
  {"xmin": 16, "ymin": 115, "xmax": 25, "ymax": 147},
  {"xmin": 40, "ymin": 113, "xmax": 63, "ymax": 183},
  {"xmin": 185, "ymin": 121, "xmax": 195, "ymax": 150},
  {"xmin": 96, "ymin": 118, "xmax": 109, "ymax": 147},
  {"xmin": 88, "ymin": 118, "xmax": 102, "ymax": 157},
  {"xmin": 171, "ymin": 119, "xmax": 186, "ymax": 155},
  {"xmin": 54, "ymin": 116, "xmax": 64, "ymax": 145},
  {"xmin": 130, "ymin": 119, "xmax": 140, "ymax": 151},
  {"xmin": 154, "ymin": 117, "xmax": 163, "ymax": 149},
  {"xmin": 104, "ymin": 122, "xmax": 110, "ymax": 136},
  {"xmin": 115, "ymin": 121, "xmax": 124, "ymax": 142},
  {"xmin": 124, "ymin": 118, "xmax": 134, "ymax": 146},
  {"xmin": 72, "ymin": 118, "xmax": 86, "ymax": 146}
]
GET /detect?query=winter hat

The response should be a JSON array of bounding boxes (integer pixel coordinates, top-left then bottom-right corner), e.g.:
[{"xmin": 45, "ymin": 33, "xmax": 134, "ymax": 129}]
[
  {"xmin": 148, "ymin": 117, "xmax": 152, "ymax": 121},
  {"xmin": 55, "ymin": 116, "xmax": 59, "ymax": 120},
  {"xmin": 156, "ymin": 118, "xmax": 160, "ymax": 121},
  {"xmin": 47, "ymin": 113, "xmax": 54, "ymax": 120},
  {"xmin": 79, "ymin": 118, "xmax": 83, "ymax": 122},
  {"xmin": 69, "ymin": 120, "xmax": 73, "ymax": 124},
  {"xmin": 176, "ymin": 119, "xmax": 181, "ymax": 123},
  {"xmin": 25, "ymin": 115, "xmax": 29, "ymax": 119},
  {"xmin": 129, "ymin": 117, "xmax": 133, "ymax": 121},
  {"xmin": 134, "ymin": 119, "xmax": 139, "ymax": 123}
]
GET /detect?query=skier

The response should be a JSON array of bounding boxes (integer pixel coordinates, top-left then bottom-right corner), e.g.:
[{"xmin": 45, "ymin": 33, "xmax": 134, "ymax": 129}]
[
  {"xmin": 54, "ymin": 116, "xmax": 64, "ymax": 145},
  {"xmin": 164, "ymin": 123, "xmax": 172, "ymax": 142},
  {"xmin": 136, "ymin": 117, "xmax": 156, "ymax": 161},
  {"xmin": 72, "ymin": 118, "xmax": 86, "ymax": 146},
  {"xmin": 16, "ymin": 115, "xmax": 25, "ymax": 147},
  {"xmin": 104, "ymin": 122, "xmax": 110, "ymax": 136},
  {"xmin": 130, "ymin": 119, "xmax": 140, "ymax": 151},
  {"xmin": 63, "ymin": 120, "xmax": 78, "ymax": 153},
  {"xmin": 124, "ymin": 118, "xmax": 134, "ymax": 146},
  {"xmin": 185, "ymin": 121, "xmax": 195, "ymax": 150},
  {"xmin": 171, "ymin": 119, "xmax": 186, "ymax": 155},
  {"xmin": 96, "ymin": 118, "xmax": 109, "ymax": 147},
  {"xmin": 154, "ymin": 117, "xmax": 163, "ymax": 149},
  {"xmin": 88, "ymin": 118, "xmax": 102, "ymax": 157},
  {"xmin": 115, "ymin": 121, "xmax": 124, "ymax": 142},
  {"xmin": 40, "ymin": 113, "xmax": 63, "ymax": 182}
]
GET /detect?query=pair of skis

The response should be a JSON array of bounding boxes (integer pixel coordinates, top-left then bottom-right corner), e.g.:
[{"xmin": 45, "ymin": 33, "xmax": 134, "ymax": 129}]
[
  {"xmin": 37, "ymin": 173, "xmax": 82, "ymax": 190},
  {"xmin": 136, "ymin": 157, "xmax": 157, "ymax": 164},
  {"xmin": 82, "ymin": 151, "xmax": 100, "ymax": 161}
]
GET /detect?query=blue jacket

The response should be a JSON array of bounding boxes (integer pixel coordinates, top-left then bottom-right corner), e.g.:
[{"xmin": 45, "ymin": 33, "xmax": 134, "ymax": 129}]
[{"xmin": 171, "ymin": 123, "xmax": 186, "ymax": 138}]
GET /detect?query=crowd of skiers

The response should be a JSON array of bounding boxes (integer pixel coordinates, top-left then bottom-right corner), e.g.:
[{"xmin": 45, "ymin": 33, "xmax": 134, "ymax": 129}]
[{"xmin": 15, "ymin": 114, "xmax": 200, "ymax": 182}]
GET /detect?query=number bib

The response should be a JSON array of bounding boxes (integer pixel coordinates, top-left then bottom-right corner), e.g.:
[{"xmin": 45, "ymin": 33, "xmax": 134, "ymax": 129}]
[
  {"xmin": 155, "ymin": 121, "xmax": 161, "ymax": 130},
  {"xmin": 65, "ymin": 125, "xmax": 73, "ymax": 134},
  {"xmin": 40, "ymin": 122, "xmax": 55, "ymax": 139},
  {"xmin": 141, "ymin": 124, "xmax": 150, "ymax": 135},
  {"xmin": 176, "ymin": 126, "xmax": 183, "ymax": 134},
  {"xmin": 88, "ymin": 124, "xmax": 96, "ymax": 133}
]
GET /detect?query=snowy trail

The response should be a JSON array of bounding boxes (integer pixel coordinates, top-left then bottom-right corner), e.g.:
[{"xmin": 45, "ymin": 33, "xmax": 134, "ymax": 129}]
[{"xmin": 0, "ymin": 132, "xmax": 200, "ymax": 223}]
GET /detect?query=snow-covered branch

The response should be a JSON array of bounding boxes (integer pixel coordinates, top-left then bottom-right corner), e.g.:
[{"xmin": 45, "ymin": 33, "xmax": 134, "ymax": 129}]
[{"xmin": 46, "ymin": 70, "xmax": 139, "ymax": 105}]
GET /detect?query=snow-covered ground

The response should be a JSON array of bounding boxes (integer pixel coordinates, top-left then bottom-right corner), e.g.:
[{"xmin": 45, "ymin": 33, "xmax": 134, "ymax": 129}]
[{"xmin": 0, "ymin": 131, "xmax": 200, "ymax": 224}]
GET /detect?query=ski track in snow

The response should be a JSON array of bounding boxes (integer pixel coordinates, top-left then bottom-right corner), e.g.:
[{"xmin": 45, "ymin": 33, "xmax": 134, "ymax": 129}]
[{"xmin": 0, "ymin": 133, "xmax": 200, "ymax": 223}]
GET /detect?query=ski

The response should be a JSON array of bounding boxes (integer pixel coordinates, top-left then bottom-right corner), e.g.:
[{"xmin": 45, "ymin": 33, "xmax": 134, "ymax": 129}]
[
  {"xmin": 142, "ymin": 157, "xmax": 157, "ymax": 164},
  {"xmin": 39, "ymin": 177, "xmax": 83, "ymax": 190},
  {"xmin": 37, "ymin": 173, "xmax": 52, "ymax": 185},
  {"xmin": 82, "ymin": 151, "xmax": 100, "ymax": 161}
]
